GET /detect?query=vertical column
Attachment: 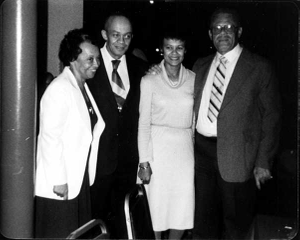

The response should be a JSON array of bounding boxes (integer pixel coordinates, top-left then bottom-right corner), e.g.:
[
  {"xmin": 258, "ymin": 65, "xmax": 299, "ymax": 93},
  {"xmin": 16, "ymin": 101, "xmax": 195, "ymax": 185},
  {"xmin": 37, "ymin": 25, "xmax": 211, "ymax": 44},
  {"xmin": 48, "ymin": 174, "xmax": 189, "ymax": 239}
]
[{"xmin": 0, "ymin": 0, "xmax": 37, "ymax": 238}]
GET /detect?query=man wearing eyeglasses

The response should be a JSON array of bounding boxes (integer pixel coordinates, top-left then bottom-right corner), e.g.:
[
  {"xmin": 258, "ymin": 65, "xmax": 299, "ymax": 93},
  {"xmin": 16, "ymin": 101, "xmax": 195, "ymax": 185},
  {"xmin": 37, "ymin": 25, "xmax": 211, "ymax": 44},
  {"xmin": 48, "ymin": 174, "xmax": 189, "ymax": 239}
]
[
  {"xmin": 87, "ymin": 12, "xmax": 149, "ymax": 238},
  {"xmin": 193, "ymin": 7, "xmax": 281, "ymax": 239}
]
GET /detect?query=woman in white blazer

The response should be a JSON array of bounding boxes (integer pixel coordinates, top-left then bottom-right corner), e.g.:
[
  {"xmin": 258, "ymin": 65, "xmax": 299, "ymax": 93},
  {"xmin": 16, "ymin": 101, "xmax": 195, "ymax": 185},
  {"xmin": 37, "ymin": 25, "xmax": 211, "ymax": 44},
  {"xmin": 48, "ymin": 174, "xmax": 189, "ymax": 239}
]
[{"xmin": 35, "ymin": 29, "xmax": 105, "ymax": 238}]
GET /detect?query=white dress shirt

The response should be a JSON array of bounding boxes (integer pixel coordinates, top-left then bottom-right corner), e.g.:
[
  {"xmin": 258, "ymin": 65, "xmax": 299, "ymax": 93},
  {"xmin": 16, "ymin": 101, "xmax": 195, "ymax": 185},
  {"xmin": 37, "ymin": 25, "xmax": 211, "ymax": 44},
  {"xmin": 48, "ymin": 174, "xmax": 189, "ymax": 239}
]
[
  {"xmin": 101, "ymin": 43, "xmax": 130, "ymax": 99},
  {"xmin": 196, "ymin": 44, "xmax": 243, "ymax": 137}
]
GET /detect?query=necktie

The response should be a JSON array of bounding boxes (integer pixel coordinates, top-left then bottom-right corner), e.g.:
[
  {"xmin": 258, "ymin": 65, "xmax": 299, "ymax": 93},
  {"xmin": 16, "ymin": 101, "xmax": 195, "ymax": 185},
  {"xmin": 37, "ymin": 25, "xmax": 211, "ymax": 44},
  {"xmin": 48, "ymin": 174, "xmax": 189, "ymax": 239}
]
[
  {"xmin": 112, "ymin": 60, "xmax": 125, "ymax": 111},
  {"xmin": 207, "ymin": 56, "xmax": 228, "ymax": 122}
]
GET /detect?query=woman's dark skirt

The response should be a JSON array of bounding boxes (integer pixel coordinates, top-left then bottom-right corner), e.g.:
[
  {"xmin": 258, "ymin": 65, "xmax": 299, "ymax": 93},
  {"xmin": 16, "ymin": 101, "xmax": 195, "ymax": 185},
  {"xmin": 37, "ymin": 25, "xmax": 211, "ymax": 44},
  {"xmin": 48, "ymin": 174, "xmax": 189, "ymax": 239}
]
[{"xmin": 35, "ymin": 164, "xmax": 91, "ymax": 238}]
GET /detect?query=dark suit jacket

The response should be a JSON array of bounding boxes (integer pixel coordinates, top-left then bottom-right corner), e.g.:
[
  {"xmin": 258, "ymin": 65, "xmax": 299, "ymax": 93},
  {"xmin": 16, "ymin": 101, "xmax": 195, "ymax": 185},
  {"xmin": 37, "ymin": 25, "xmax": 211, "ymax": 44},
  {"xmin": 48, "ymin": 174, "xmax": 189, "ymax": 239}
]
[
  {"xmin": 193, "ymin": 48, "xmax": 281, "ymax": 182},
  {"xmin": 87, "ymin": 52, "xmax": 149, "ymax": 177}
]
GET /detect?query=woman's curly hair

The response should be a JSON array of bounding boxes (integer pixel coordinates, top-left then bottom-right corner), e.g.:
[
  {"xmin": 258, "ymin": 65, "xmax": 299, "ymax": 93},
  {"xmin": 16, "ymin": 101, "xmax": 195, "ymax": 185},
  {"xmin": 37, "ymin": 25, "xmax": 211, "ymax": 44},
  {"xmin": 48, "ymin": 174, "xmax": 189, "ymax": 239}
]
[{"xmin": 58, "ymin": 28, "xmax": 98, "ymax": 67}]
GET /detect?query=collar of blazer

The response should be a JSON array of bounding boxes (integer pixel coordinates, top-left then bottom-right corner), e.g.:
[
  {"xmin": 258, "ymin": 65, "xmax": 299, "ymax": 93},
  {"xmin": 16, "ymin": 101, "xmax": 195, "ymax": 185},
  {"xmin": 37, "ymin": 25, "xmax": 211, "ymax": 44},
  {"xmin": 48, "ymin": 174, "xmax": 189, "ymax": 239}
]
[
  {"xmin": 219, "ymin": 48, "xmax": 255, "ymax": 112},
  {"xmin": 63, "ymin": 66, "xmax": 85, "ymax": 91},
  {"xmin": 194, "ymin": 48, "xmax": 255, "ymax": 117},
  {"xmin": 62, "ymin": 67, "xmax": 92, "ymax": 131},
  {"xmin": 193, "ymin": 55, "xmax": 214, "ymax": 120}
]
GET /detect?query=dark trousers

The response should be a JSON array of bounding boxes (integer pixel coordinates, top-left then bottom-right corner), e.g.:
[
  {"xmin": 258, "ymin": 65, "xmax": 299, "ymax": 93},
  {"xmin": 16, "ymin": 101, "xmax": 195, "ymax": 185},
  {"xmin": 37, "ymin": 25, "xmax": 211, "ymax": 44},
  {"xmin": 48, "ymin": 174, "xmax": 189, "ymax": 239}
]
[
  {"xmin": 193, "ymin": 132, "xmax": 257, "ymax": 240},
  {"xmin": 35, "ymin": 164, "xmax": 91, "ymax": 238},
  {"xmin": 90, "ymin": 162, "xmax": 138, "ymax": 239}
]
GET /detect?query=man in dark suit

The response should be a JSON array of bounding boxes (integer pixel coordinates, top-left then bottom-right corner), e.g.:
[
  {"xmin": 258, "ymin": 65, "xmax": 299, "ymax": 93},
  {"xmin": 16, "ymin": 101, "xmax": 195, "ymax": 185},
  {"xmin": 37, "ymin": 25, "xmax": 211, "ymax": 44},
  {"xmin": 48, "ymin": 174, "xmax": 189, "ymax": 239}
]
[
  {"xmin": 193, "ymin": 8, "xmax": 281, "ymax": 239},
  {"xmin": 87, "ymin": 12, "xmax": 148, "ymax": 238}
]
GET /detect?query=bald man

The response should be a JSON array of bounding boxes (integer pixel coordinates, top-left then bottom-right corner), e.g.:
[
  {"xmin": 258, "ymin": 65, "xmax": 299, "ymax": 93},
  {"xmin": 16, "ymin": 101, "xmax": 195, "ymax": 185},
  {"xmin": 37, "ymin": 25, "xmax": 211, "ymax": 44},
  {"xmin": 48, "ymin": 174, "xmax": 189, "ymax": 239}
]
[{"xmin": 87, "ymin": 12, "xmax": 148, "ymax": 238}]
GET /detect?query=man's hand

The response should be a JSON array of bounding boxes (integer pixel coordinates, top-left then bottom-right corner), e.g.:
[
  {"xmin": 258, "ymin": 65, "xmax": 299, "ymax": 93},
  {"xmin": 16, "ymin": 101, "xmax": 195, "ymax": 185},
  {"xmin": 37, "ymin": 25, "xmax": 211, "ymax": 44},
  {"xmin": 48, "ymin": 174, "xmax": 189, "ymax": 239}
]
[
  {"xmin": 145, "ymin": 64, "xmax": 162, "ymax": 75},
  {"xmin": 253, "ymin": 167, "xmax": 273, "ymax": 190},
  {"xmin": 53, "ymin": 183, "xmax": 68, "ymax": 200}
]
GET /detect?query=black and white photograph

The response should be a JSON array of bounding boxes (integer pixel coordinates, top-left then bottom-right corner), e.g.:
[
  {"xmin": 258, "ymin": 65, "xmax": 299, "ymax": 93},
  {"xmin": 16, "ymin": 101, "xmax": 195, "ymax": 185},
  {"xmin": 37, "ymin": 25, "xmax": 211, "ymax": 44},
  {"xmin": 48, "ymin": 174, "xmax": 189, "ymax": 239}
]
[{"xmin": 0, "ymin": 0, "xmax": 298, "ymax": 239}]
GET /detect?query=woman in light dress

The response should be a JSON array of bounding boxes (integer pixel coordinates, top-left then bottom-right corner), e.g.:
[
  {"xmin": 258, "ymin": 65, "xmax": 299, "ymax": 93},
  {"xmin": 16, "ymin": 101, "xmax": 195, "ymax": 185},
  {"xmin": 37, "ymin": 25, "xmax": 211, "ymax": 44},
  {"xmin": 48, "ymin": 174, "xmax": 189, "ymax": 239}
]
[{"xmin": 137, "ymin": 31, "xmax": 195, "ymax": 239}]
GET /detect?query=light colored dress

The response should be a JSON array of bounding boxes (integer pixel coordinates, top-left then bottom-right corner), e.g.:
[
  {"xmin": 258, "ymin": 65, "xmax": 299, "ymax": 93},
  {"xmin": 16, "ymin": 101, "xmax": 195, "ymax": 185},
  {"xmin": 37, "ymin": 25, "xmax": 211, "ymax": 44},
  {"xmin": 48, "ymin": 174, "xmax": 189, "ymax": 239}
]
[{"xmin": 138, "ymin": 60, "xmax": 195, "ymax": 231}]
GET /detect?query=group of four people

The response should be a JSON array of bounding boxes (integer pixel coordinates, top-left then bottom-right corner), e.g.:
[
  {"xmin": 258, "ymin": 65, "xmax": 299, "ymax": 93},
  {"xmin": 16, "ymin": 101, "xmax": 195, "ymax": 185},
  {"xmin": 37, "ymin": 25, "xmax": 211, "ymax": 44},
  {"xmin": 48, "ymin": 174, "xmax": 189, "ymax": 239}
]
[{"xmin": 34, "ymin": 6, "xmax": 281, "ymax": 240}]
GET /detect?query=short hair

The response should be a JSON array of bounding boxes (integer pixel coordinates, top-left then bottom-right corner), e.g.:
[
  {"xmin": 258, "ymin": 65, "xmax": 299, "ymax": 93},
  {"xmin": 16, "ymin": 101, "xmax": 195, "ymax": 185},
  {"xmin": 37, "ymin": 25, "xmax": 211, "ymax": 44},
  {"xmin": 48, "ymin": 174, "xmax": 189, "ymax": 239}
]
[
  {"xmin": 160, "ymin": 30, "xmax": 187, "ymax": 49},
  {"xmin": 209, "ymin": 8, "xmax": 241, "ymax": 28},
  {"xmin": 103, "ymin": 11, "xmax": 133, "ymax": 32},
  {"xmin": 58, "ymin": 28, "xmax": 98, "ymax": 67}
]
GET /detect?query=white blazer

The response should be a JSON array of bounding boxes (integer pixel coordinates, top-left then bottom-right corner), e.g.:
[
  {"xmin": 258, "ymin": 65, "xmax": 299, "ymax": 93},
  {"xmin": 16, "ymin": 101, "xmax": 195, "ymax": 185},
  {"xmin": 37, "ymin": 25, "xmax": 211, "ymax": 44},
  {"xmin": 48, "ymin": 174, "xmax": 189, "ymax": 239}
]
[{"xmin": 35, "ymin": 67, "xmax": 105, "ymax": 200}]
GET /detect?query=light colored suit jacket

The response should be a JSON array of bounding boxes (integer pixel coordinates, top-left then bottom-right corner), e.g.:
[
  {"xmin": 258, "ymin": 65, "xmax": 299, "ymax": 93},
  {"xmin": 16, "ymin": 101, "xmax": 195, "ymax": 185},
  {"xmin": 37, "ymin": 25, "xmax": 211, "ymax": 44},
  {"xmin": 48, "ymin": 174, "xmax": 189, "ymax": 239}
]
[
  {"xmin": 35, "ymin": 67, "xmax": 105, "ymax": 200},
  {"xmin": 193, "ymin": 48, "xmax": 281, "ymax": 182}
]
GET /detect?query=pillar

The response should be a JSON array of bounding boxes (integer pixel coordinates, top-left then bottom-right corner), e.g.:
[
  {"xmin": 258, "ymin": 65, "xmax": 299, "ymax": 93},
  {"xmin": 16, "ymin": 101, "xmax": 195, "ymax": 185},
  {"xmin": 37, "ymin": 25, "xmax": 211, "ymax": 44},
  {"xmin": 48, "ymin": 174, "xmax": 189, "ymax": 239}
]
[{"xmin": 0, "ymin": 0, "xmax": 37, "ymax": 238}]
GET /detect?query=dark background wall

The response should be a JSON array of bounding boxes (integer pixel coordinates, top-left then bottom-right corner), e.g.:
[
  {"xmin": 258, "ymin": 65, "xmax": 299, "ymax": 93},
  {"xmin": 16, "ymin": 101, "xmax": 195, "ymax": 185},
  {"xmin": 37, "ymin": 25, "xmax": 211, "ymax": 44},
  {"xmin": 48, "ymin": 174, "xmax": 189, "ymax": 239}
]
[
  {"xmin": 82, "ymin": 0, "xmax": 298, "ymax": 225},
  {"xmin": 83, "ymin": 0, "xmax": 298, "ymax": 151},
  {"xmin": 33, "ymin": 0, "xmax": 298, "ymax": 238}
]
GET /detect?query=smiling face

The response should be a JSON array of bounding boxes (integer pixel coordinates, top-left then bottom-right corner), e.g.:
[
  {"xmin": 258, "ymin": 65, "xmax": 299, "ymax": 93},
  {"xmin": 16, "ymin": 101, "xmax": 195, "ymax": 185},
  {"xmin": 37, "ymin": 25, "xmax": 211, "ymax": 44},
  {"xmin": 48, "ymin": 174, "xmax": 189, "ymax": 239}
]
[
  {"xmin": 101, "ymin": 16, "xmax": 133, "ymax": 59},
  {"xmin": 209, "ymin": 12, "xmax": 242, "ymax": 55},
  {"xmin": 162, "ymin": 38, "xmax": 186, "ymax": 67},
  {"xmin": 70, "ymin": 41, "xmax": 100, "ymax": 81}
]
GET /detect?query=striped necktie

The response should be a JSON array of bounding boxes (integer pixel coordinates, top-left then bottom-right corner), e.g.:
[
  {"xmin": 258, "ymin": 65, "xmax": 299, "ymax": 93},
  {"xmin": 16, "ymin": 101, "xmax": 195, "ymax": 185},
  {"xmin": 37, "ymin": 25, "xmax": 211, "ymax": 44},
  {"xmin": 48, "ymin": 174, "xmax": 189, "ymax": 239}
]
[
  {"xmin": 112, "ymin": 60, "xmax": 125, "ymax": 111},
  {"xmin": 207, "ymin": 56, "xmax": 228, "ymax": 122}
]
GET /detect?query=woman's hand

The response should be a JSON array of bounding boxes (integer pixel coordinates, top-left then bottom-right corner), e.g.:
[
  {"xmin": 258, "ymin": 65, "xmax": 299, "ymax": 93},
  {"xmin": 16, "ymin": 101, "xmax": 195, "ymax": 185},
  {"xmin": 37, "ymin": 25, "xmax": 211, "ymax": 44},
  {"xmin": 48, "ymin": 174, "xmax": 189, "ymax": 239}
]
[
  {"xmin": 53, "ymin": 183, "xmax": 68, "ymax": 200},
  {"xmin": 138, "ymin": 162, "xmax": 152, "ymax": 184}
]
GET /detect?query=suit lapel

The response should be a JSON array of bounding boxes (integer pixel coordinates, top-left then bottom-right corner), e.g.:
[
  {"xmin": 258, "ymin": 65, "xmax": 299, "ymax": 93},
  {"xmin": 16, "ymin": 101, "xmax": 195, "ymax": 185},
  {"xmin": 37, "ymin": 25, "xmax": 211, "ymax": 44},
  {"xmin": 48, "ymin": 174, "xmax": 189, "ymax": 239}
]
[
  {"xmin": 194, "ymin": 56, "xmax": 213, "ymax": 120},
  {"xmin": 64, "ymin": 69, "xmax": 91, "ymax": 132},
  {"xmin": 220, "ymin": 49, "xmax": 253, "ymax": 112},
  {"xmin": 98, "ymin": 53, "xmax": 118, "ymax": 107},
  {"xmin": 124, "ymin": 55, "xmax": 135, "ymax": 103}
]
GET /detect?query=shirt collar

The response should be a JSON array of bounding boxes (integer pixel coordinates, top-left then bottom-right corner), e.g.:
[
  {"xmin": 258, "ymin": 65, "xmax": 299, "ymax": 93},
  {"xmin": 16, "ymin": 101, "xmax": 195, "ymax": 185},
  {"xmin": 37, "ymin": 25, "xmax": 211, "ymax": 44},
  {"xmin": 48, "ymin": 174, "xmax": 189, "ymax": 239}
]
[{"xmin": 215, "ymin": 44, "xmax": 243, "ymax": 64}]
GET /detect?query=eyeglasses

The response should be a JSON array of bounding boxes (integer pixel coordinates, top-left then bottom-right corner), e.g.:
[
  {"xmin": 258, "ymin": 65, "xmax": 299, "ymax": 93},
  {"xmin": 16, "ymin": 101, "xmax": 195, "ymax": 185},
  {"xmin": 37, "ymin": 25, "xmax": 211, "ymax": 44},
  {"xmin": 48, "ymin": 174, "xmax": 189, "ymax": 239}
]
[
  {"xmin": 211, "ymin": 24, "xmax": 236, "ymax": 34},
  {"xmin": 108, "ymin": 31, "xmax": 133, "ymax": 42}
]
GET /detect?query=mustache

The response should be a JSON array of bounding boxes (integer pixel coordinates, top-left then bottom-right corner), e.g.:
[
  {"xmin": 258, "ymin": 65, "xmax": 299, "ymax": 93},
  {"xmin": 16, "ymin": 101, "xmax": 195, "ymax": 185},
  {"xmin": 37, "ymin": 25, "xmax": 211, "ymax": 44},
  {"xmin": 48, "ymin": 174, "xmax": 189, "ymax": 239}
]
[{"xmin": 216, "ymin": 36, "xmax": 231, "ymax": 41}]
